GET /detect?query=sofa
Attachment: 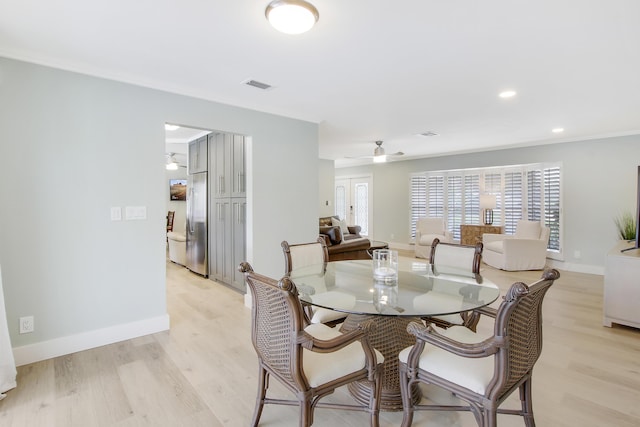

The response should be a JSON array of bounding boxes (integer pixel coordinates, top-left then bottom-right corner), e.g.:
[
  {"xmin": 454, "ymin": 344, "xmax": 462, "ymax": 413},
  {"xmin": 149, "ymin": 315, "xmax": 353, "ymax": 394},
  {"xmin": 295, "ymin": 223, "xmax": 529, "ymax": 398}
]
[{"xmin": 319, "ymin": 216, "xmax": 371, "ymax": 261}]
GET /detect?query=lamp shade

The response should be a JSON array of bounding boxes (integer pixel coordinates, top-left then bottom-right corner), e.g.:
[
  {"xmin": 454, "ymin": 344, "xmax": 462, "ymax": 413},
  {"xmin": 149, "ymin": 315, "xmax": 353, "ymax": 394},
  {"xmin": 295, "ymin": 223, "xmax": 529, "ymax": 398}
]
[
  {"xmin": 480, "ymin": 194, "xmax": 497, "ymax": 209},
  {"xmin": 266, "ymin": 0, "xmax": 319, "ymax": 34}
]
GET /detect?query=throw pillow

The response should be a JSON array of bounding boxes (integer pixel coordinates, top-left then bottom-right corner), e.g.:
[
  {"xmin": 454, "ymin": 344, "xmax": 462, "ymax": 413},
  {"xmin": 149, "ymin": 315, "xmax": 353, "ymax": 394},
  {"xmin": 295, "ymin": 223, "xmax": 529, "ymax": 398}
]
[{"xmin": 331, "ymin": 217, "xmax": 351, "ymax": 236}]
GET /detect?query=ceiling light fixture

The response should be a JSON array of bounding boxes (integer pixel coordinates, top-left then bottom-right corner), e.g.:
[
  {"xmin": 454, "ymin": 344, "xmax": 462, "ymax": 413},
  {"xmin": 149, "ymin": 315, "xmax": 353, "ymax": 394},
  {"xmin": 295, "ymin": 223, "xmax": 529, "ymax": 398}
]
[
  {"xmin": 499, "ymin": 90, "xmax": 517, "ymax": 98},
  {"xmin": 265, "ymin": 0, "xmax": 319, "ymax": 34},
  {"xmin": 552, "ymin": 127, "xmax": 564, "ymax": 133},
  {"xmin": 373, "ymin": 141, "xmax": 387, "ymax": 163},
  {"xmin": 166, "ymin": 153, "xmax": 179, "ymax": 170},
  {"xmin": 165, "ymin": 124, "xmax": 180, "ymax": 131}
]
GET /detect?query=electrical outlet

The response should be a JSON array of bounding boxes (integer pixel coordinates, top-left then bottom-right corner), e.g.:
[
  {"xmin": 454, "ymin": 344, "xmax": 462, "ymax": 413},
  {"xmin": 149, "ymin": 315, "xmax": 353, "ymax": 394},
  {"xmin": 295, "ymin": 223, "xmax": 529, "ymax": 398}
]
[{"xmin": 19, "ymin": 316, "xmax": 34, "ymax": 334}]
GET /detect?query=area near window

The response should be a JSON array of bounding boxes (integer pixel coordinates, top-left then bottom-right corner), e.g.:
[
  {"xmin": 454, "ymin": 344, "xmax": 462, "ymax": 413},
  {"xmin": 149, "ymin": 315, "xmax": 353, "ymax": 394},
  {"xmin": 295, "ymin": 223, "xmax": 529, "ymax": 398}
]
[{"xmin": 410, "ymin": 163, "xmax": 562, "ymax": 259}]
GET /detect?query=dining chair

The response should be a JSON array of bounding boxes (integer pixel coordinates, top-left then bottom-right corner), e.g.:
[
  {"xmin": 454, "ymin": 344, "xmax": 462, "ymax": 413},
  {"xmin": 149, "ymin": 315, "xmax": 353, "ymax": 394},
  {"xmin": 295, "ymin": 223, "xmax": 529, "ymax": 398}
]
[
  {"xmin": 398, "ymin": 269, "xmax": 560, "ymax": 427},
  {"xmin": 282, "ymin": 238, "xmax": 348, "ymax": 326},
  {"xmin": 166, "ymin": 210, "xmax": 175, "ymax": 242},
  {"xmin": 238, "ymin": 262, "xmax": 384, "ymax": 427},
  {"xmin": 423, "ymin": 238, "xmax": 484, "ymax": 331}
]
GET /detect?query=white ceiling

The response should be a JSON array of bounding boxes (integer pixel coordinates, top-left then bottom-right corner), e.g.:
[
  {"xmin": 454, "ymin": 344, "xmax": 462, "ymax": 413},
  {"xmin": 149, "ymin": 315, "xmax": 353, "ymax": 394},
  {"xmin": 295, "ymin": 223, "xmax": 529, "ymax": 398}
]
[{"xmin": 2, "ymin": 1, "xmax": 639, "ymax": 167}]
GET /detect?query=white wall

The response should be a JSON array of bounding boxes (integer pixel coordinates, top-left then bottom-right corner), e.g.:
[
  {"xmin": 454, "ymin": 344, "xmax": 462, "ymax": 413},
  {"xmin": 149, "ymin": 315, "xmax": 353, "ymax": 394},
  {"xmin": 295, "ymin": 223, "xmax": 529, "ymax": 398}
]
[
  {"xmin": 318, "ymin": 159, "xmax": 335, "ymax": 217},
  {"xmin": 337, "ymin": 135, "xmax": 640, "ymax": 274},
  {"xmin": 0, "ymin": 57, "xmax": 319, "ymax": 364}
]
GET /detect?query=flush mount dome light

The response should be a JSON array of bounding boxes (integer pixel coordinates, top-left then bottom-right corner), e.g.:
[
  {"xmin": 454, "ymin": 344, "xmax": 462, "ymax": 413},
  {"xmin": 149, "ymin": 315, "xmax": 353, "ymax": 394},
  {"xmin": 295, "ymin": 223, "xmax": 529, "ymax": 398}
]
[{"xmin": 266, "ymin": 0, "xmax": 319, "ymax": 34}]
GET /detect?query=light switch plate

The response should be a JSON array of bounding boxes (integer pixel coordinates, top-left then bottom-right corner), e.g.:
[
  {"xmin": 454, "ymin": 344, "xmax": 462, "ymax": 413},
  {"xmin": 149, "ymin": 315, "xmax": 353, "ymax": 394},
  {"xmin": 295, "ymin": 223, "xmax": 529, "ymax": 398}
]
[
  {"xmin": 110, "ymin": 207, "xmax": 122, "ymax": 221},
  {"xmin": 125, "ymin": 206, "xmax": 147, "ymax": 220}
]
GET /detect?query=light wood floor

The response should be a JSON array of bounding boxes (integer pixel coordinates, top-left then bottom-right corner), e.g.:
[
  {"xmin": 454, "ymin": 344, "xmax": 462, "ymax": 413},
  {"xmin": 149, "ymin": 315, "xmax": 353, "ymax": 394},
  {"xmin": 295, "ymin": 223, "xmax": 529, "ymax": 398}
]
[{"xmin": 2, "ymin": 255, "xmax": 640, "ymax": 426}]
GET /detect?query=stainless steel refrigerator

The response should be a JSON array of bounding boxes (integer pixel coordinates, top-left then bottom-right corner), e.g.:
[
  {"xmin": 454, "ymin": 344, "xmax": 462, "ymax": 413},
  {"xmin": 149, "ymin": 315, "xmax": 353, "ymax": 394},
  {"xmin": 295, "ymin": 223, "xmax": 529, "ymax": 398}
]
[{"xmin": 186, "ymin": 172, "xmax": 208, "ymax": 276}]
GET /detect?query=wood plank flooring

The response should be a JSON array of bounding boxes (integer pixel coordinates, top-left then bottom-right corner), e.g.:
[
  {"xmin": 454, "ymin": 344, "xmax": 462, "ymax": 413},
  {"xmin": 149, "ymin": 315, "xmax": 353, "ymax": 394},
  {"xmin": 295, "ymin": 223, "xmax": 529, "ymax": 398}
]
[{"xmin": 1, "ymin": 254, "xmax": 640, "ymax": 426}]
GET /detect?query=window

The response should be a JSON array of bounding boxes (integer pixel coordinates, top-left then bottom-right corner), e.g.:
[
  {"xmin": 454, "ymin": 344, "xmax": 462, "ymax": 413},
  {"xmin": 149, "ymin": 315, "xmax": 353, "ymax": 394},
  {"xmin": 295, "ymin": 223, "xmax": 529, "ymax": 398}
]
[{"xmin": 410, "ymin": 162, "xmax": 562, "ymax": 256}]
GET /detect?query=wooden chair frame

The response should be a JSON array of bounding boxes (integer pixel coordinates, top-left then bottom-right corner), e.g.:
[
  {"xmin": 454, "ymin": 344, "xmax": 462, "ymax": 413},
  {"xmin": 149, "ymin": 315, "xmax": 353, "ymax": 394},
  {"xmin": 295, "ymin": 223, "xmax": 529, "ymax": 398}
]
[
  {"xmin": 281, "ymin": 238, "xmax": 345, "ymax": 327},
  {"xmin": 399, "ymin": 269, "xmax": 560, "ymax": 427},
  {"xmin": 426, "ymin": 238, "xmax": 484, "ymax": 331},
  {"xmin": 239, "ymin": 262, "xmax": 383, "ymax": 427}
]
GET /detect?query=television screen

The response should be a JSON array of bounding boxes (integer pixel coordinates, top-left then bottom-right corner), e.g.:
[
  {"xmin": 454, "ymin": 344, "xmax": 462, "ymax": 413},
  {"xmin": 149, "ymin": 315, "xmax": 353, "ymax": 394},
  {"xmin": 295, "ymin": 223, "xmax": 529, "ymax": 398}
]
[{"xmin": 169, "ymin": 179, "xmax": 187, "ymax": 201}]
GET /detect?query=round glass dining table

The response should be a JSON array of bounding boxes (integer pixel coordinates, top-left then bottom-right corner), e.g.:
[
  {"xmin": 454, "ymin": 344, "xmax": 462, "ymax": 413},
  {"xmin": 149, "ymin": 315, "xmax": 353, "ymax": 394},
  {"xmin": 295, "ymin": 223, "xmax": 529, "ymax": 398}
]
[{"xmin": 291, "ymin": 258, "xmax": 501, "ymax": 411}]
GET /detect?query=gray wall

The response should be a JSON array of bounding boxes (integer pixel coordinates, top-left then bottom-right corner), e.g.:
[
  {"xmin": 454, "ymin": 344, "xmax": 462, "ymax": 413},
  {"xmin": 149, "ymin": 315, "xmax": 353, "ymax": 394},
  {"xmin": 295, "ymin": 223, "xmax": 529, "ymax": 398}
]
[
  {"xmin": 337, "ymin": 135, "xmax": 640, "ymax": 274},
  {"xmin": 0, "ymin": 57, "xmax": 319, "ymax": 358},
  {"xmin": 318, "ymin": 159, "xmax": 335, "ymax": 217}
]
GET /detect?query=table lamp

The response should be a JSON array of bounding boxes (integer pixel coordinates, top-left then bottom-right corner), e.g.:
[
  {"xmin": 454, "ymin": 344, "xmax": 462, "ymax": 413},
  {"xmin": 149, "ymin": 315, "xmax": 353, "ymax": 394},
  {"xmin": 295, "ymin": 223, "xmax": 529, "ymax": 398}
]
[{"xmin": 480, "ymin": 194, "xmax": 497, "ymax": 225}]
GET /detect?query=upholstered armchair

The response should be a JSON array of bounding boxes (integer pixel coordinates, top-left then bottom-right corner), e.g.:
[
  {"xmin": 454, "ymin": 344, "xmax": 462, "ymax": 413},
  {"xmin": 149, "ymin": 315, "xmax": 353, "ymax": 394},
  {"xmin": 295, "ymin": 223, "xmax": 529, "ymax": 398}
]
[
  {"xmin": 414, "ymin": 217, "xmax": 452, "ymax": 259},
  {"xmin": 482, "ymin": 220, "xmax": 550, "ymax": 271}
]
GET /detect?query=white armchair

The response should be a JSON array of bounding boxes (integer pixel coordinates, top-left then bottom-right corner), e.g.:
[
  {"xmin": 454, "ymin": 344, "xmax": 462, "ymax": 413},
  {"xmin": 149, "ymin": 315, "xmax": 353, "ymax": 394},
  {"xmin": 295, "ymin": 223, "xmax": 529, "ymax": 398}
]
[
  {"xmin": 414, "ymin": 217, "xmax": 452, "ymax": 259},
  {"xmin": 482, "ymin": 220, "xmax": 550, "ymax": 271}
]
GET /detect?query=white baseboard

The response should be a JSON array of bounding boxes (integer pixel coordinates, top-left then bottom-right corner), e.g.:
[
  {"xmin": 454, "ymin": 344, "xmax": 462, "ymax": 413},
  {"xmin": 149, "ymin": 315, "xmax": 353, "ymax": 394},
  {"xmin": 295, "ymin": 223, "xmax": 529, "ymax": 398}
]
[
  {"xmin": 547, "ymin": 259, "xmax": 604, "ymax": 276},
  {"xmin": 12, "ymin": 314, "xmax": 170, "ymax": 367},
  {"xmin": 392, "ymin": 242, "xmax": 604, "ymax": 275}
]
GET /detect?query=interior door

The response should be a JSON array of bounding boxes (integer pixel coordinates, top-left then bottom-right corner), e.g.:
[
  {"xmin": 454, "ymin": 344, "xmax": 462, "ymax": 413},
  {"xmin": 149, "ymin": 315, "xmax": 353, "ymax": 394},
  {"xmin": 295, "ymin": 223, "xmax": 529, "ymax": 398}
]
[{"xmin": 335, "ymin": 176, "xmax": 372, "ymax": 237}]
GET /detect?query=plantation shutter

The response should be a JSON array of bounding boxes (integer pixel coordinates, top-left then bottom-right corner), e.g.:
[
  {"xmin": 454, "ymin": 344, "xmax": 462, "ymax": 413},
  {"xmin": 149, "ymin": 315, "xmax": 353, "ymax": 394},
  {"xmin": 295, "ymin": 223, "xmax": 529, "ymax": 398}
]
[
  {"xmin": 503, "ymin": 172, "xmax": 523, "ymax": 234},
  {"xmin": 544, "ymin": 167, "xmax": 561, "ymax": 251},
  {"xmin": 447, "ymin": 175, "xmax": 463, "ymax": 240},
  {"xmin": 410, "ymin": 175, "xmax": 427, "ymax": 238},
  {"xmin": 464, "ymin": 174, "xmax": 481, "ymax": 225}
]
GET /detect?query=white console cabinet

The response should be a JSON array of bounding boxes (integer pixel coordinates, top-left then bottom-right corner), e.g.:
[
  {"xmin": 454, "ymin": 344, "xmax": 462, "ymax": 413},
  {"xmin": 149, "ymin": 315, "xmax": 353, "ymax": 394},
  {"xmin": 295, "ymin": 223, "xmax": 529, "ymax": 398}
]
[{"xmin": 603, "ymin": 241, "xmax": 640, "ymax": 329}]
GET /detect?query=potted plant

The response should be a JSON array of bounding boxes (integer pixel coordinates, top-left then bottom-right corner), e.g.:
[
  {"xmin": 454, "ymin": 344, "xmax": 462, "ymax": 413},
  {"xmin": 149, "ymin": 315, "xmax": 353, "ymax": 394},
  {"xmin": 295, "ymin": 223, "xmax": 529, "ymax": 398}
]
[{"xmin": 614, "ymin": 212, "xmax": 637, "ymax": 241}]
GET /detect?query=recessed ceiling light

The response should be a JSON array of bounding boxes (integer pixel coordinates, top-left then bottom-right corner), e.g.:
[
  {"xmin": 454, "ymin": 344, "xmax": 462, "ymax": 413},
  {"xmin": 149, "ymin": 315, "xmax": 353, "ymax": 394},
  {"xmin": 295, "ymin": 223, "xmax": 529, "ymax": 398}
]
[
  {"xmin": 265, "ymin": 0, "xmax": 319, "ymax": 34},
  {"xmin": 552, "ymin": 128, "xmax": 564, "ymax": 133},
  {"xmin": 165, "ymin": 124, "xmax": 180, "ymax": 131},
  {"xmin": 498, "ymin": 90, "xmax": 517, "ymax": 98}
]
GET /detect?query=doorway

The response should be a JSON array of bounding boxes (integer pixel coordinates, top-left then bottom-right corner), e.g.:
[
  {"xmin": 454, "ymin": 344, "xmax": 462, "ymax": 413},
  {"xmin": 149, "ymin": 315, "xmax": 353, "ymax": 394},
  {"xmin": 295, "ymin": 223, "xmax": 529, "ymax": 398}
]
[{"xmin": 335, "ymin": 176, "xmax": 373, "ymax": 237}]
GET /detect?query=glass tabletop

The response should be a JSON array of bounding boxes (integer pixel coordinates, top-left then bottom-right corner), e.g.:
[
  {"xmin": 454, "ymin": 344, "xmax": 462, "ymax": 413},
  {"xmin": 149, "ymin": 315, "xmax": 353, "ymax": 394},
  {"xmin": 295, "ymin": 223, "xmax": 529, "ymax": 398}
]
[{"xmin": 291, "ymin": 258, "xmax": 500, "ymax": 317}]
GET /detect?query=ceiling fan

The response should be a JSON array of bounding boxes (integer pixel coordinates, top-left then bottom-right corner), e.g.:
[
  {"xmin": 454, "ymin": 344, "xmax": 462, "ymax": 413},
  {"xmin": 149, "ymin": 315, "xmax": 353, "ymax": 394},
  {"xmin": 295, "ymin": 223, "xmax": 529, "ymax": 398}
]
[
  {"xmin": 348, "ymin": 140, "xmax": 404, "ymax": 163},
  {"xmin": 165, "ymin": 152, "xmax": 186, "ymax": 170}
]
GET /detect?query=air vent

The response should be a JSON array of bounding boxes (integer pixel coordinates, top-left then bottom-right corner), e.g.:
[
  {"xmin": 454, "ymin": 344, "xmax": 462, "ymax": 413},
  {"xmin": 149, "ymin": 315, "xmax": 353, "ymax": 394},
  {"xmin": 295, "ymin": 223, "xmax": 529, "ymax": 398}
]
[
  {"xmin": 243, "ymin": 79, "xmax": 272, "ymax": 90},
  {"xmin": 418, "ymin": 131, "xmax": 439, "ymax": 137}
]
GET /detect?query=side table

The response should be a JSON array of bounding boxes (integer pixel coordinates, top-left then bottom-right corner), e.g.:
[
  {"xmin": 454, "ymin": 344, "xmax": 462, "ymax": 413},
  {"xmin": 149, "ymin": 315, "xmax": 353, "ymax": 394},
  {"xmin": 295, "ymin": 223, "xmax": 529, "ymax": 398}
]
[{"xmin": 460, "ymin": 224, "xmax": 503, "ymax": 245}]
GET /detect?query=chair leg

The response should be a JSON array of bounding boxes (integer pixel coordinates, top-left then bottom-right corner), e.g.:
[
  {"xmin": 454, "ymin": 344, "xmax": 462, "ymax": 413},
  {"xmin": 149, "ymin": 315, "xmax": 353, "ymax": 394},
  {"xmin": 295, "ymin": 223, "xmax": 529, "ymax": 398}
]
[
  {"xmin": 483, "ymin": 408, "xmax": 497, "ymax": 427},
  {"xmin": 520, "ymin": 378, "xmax": 536, "ymax": 427},
  {"xmin": 300, "ymin": 398, "xmax": 313, "ymax": 427},
  {"xmin": 398, "ymin": 364, "xmax": 415, "ymax": 427},
  {"xmin": 370, "ymin": 366, "xmax": 383, "ymax": 427},
  {"xmin": 251, "ymin": 367, "xmax": 268, "ymax": 427}
]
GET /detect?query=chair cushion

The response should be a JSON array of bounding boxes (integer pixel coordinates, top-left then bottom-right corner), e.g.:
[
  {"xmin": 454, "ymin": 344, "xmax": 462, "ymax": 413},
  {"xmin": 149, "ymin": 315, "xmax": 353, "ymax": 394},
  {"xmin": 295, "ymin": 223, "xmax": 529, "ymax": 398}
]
[
  {"xmin": 484, "ymin": 240, "xmax": 504, "ymax": 254},
  {"xmin": 311, "ymin": 308, "xmax": 347, "ymax": 324},
  {"xmin": 303, "ymin": 323, "xmax": 384, "ymax": 387},
  {"xmin": 515, "ymin": 220, "xmax": 541, "ymax": 239},
  {"xmin": 399, "ymin": 326, "xmax": 494, "ymax": 395},
  {"xmin": 167, "ymin": 232, "xmax": 186, "ymax": 242},
  {"xmin": 418, "ymin": 234, "xmax": 442, "ymax": 246},
  {"xmin": 331, "ymin": 217, "xmax": 351, "ymax": 236}
]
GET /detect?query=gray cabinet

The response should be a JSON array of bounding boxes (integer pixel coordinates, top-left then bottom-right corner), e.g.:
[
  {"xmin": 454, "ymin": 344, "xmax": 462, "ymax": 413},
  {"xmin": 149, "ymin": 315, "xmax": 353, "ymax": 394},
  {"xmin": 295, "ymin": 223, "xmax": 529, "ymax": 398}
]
[
  {"xmin": 209, "ymin": 132, "xmax": 247, "ymax": 293},
  {"xmin": 188, "ymin": 136, "xmax": 208, "ymax": 174},
  {"xmin": 210, "ymin": 133, "xmax": 246, "ymax": 198}
]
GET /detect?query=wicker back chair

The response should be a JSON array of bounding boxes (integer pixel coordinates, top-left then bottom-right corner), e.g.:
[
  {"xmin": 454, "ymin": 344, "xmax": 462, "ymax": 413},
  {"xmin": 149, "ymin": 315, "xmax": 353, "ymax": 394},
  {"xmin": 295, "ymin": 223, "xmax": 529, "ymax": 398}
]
[
  {"xmin": 239, "ymin": 262, "xmax": 384, "ymax": 427},
  {"xmin": 282, "ymin": 238, "xmax": 347, "ymax": 326},
  {"xmin": 425, "ymin": 238, "xmax": 485, "ymax": 331},
  {"xmin": 399, "ymin": 269, "xmax": 560, "ymax": 427}
]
